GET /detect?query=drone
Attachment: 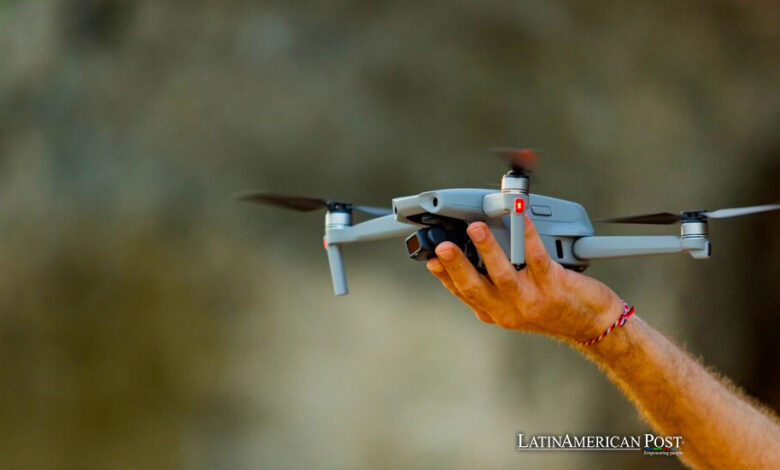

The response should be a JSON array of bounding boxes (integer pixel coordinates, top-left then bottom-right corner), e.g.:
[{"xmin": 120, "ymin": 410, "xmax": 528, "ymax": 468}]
[{"xmin": 237, "ymin": 150, "xmax": 780, "ymax": 296}]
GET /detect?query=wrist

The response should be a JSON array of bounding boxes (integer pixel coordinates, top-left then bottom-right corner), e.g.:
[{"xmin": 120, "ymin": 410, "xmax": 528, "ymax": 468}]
[
  {"xmin": 570, "ymin": 295, "xmax": 628, "ymax": 346},
  {"xmin": 581, "ymin": 309, "xmax": 645, "ymax": 361}
]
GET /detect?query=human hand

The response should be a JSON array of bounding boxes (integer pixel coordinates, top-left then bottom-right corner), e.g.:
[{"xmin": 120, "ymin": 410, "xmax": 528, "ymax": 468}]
[{"xmin": 426, "ymin": 215, "xmax": 624, "ymax": 344}]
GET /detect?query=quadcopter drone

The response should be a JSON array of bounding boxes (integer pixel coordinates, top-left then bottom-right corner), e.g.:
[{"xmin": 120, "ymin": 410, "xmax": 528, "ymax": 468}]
[{"xmin": 237, "ymin": 150, "xmax": 780, "ymax": 296}]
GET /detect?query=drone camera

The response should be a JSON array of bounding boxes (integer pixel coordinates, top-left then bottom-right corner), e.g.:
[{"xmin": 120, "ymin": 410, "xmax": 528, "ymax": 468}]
[
  {"xmin": 405, "ymin": 225, "xmax": 467, "ymax": 260},
  {"xmin": 404, "ymin": 233, "xmax": 422, "ymax": 258},
  {"xmin": 405, "ymin": 226, "xmax": 444, "ymax": 260}
]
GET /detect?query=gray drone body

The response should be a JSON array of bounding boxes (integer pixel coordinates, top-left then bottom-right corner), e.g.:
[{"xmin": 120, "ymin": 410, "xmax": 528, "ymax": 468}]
[
  {"xmin": 322, "ymin": 188, "xmax": 711, "ymax": 295},
  {"xmin": 393, "ymin": 189, "xmax": 593, "ymax": 271},
  {"xmin": 237, "ymin": 150, "xmax": 778, "ymax": 296}
]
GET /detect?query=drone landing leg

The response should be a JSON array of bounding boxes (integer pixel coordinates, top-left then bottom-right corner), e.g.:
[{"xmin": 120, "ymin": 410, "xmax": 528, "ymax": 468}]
[
  {"xmin": 510, "ymin": 210, "xmax": 526, "ymax": 269},
  {"xmin": 326, "ymin": 244, "xmax": 348, "ymax": 296}
]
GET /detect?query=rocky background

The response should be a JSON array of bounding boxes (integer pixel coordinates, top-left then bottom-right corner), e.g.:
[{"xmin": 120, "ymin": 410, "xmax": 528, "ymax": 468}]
[{"xmin": 0, "ymin": 0, "xmax": 778, "ymax": 468}]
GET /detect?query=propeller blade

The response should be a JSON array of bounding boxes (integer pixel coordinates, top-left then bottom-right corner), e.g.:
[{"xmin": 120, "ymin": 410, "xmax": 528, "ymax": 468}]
[
  {"xmin": 492, "ymin": 148, "xmax": 538, "ymax": 172},
  {"xmin": 598, "ymin": 202, "xmax": 780, "ymax": 225},
  {"xmin": 234, "ymin": 192, "xmax": 327, "ymax": 212},
  {"xmin": 597, "ymin": 212, "xmax": 683, "ymax": 225},
  {"xmin": 234, "ymin": 191, "xmax": 393, "ymax": 216},
  {"xmin": 704, "ymin": 203, "xmax": 780, "ymax": 219}
]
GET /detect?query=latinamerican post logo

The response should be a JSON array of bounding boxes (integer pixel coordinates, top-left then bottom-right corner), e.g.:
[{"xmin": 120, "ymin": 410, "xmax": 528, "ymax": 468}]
[{"xmin": 516, "ymin": 433, "xmax": 683, "ymax": 456}]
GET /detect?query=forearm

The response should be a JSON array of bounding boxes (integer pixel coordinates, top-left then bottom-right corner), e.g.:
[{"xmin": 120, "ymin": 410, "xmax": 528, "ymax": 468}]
[{"xmin": 577, "ymin": 315, "xmax": 780, "ymax": 469}]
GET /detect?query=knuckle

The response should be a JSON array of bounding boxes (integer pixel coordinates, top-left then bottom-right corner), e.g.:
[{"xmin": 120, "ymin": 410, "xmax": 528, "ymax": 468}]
[
  {"xmin": 460, "ymin": 284, "xmax": 482, "ymax": 301},
  {"xmin": 528, "ymin": 252, "xmax": 548, "ymax": 268},
  {"xmin": 492, "ymin": 272, "xmax": 517, "ymax": 291},
  {"xmin": 475, "ymin": 234, "xmax": 495, "ymax": 248}
]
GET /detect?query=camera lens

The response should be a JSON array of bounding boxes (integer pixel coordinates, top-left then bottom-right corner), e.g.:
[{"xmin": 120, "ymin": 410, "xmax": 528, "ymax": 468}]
[{"xmin": 405, "ymin": 234, "xmax": 421, "ymax": 256}]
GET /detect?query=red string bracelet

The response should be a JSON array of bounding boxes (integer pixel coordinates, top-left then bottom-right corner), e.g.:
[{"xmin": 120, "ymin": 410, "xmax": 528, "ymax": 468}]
[{"xmin": 579, "ymin": 301, "xmax": 636, "ymax": 346}]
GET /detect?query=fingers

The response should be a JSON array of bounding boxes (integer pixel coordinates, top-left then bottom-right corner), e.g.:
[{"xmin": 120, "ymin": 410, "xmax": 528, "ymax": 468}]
[
  {"xmin": 465, "ymin": 218, "xmax": 552, "ymax": 286},
  {"xmin": 426, "ymin": 258, "xmax": 465, "ymax": 299},
  {"xmin": 434, "ymin": 242, "xmax": 498, "ymax": 307},
  {"xmin": 523, "ymin": 215, "xmax": 553, "ymax": 282},
  {"xmin": 426, "ymin": 258, "xmax": 495, "ymax": 323},
  {"xmin": 466, "ymin": 222, "xmax": 521, "ymax": 297}
]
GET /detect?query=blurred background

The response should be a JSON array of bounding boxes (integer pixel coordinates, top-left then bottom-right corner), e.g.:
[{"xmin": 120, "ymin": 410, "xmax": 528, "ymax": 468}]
[{"xmin": 1, "ymin": 0, "xmax": 778, "ymax": 468}]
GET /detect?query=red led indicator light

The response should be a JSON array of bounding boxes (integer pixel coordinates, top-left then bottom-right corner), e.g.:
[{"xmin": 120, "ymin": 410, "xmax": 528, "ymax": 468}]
[
  {"xmin": 514, "ymin": 198, "xmax": 525, "ymax": 213},
  {"xmin": 322, "ymin": 238, "xmax": 328, "ymax": 250}
]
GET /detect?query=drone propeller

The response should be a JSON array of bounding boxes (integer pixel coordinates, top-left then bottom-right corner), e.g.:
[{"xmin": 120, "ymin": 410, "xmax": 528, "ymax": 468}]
[
  {"xmin": 492, "ymin": 148, "xmax": 538, "ymax": 173},
  {"xmin": 234, "ymin": 191, "xmax": 392, "ymax": 216},
  {"xmin": 598, "ymin": 203, "xmax": 780, "ymax": 224}
]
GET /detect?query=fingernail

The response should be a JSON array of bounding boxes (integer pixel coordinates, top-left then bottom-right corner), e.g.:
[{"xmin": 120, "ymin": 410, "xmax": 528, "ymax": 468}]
[
  {"xmin": 436, "ymin": 245, "xmax": 455, "ymax": 261},
  {"xmin": 467, "ymin": 223, "xmax": 487, "ymax": 242}
]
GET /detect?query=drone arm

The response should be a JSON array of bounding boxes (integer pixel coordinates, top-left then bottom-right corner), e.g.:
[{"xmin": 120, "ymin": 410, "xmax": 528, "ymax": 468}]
[
  {"xmin": 325, "ymin": 214, "xmax": 418, "ymax": 244},
  {"xmin": 572, "ymin": 236, "xmax": 708, "ymax": 260},
  {"xmin": 322, "ymin": 215, "xmax": 419, "ymax": 296}
]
